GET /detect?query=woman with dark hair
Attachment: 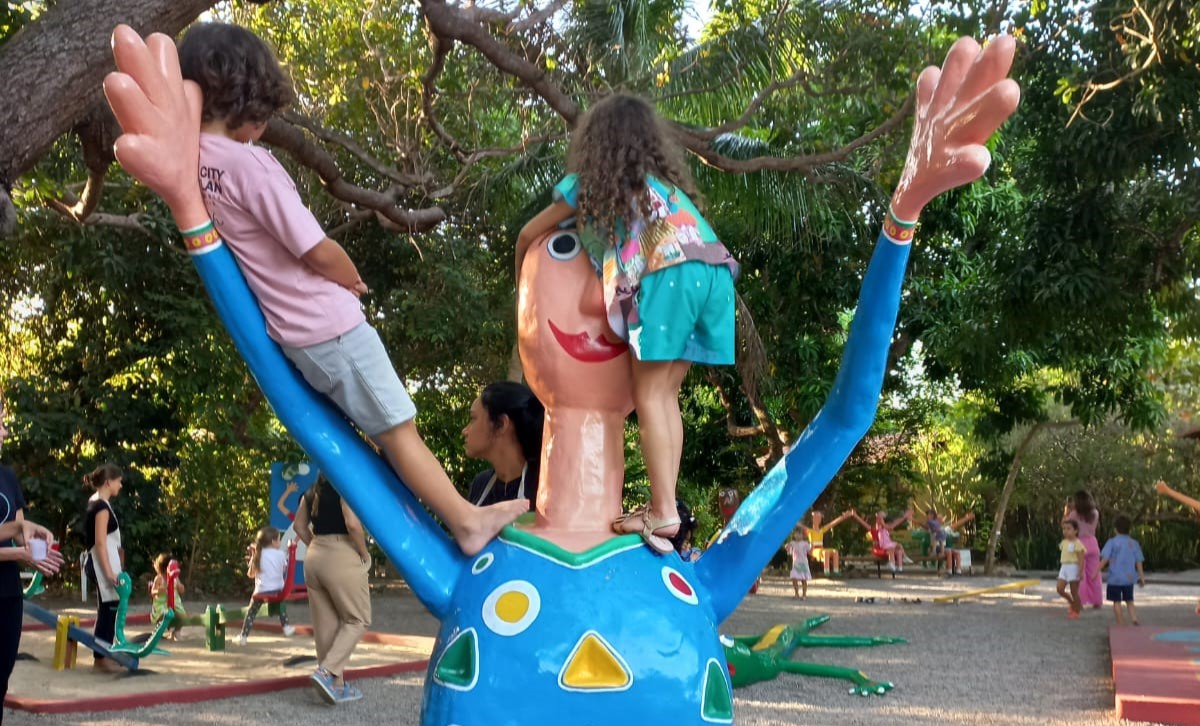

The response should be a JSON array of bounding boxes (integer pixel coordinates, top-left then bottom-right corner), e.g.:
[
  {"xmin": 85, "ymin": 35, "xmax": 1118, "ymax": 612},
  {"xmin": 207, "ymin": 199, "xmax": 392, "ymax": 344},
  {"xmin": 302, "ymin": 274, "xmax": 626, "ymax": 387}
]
[
  {"xmin": 1, "ymin": 397, "xmax": 64, "ymax": 707},
  {"xmin": 1065, "ymin": 490, "xmax": 1102, "ymax": 609},
  {"xmin": 83, "ymin": 462, "xmax": 126, "ymax": 672},
  {"xmin": 462, "ymin": 381, "xmax": 545, "ymax": 509},
  {"xmin": 295, "ymin": 476, "xmax": 371, "ymax": 704}
]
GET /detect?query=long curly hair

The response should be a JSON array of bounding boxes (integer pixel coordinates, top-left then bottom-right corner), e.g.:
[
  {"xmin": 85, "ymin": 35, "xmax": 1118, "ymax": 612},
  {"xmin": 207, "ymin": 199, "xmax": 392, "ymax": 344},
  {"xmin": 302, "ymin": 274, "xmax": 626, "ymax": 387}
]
[
  {"xmin": 179, "ymin": 22, "xmax": 294, "ymax": 130},
  {"xmin": 566, "ymin": 94, "xmax": 701, "ymax": 247}
]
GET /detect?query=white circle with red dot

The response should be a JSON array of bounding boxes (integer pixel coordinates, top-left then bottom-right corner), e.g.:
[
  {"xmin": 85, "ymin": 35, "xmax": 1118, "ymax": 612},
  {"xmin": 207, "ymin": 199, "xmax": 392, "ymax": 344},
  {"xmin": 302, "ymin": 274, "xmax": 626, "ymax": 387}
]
[{"xmin": 661, "ymin": 566, "xmax": 699, "ymax": 605}]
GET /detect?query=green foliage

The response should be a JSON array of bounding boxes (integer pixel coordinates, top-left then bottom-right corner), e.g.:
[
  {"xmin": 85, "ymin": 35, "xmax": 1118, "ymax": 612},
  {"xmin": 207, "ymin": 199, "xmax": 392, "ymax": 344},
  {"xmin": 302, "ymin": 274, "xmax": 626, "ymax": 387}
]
[
  {"xmin": 999, "ymin": 419, "xmax": 1200, "ymax": 569},
  {"xmin": 0, "ymin": 2, "xmax": 40, "ymax": 45}
]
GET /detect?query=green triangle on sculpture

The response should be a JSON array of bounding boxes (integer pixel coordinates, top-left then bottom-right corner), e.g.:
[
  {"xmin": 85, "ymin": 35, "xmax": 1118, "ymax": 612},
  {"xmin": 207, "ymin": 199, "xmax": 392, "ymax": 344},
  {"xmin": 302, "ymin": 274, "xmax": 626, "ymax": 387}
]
[
  {"xmin": 434, "ymin": 629, "xmax": 477, "ymax": 688},
  {"xmin": 702, "ymin": 659, "xmax": 734, "ymax": 722}
]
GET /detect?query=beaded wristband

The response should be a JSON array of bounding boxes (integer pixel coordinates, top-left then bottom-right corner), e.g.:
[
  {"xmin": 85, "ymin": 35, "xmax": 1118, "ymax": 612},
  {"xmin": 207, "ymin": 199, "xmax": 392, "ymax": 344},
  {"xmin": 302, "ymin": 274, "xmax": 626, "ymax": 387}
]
[
  {"xmin": 181, "ymin": 220, "xmax": 221, "ymax": 254},
  {"xmin": 881, "ymin": 207, "xmax": 918, "ymax": 244}
]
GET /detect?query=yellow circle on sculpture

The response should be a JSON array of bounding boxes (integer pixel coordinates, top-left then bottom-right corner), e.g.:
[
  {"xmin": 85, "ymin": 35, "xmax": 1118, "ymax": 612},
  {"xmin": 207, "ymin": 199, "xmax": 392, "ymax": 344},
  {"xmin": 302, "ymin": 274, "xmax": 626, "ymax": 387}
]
[
  {"xmin": 481, "ymin": 580, "xmax": 541, "ymax": 636},
  {"xmin": 495, "ymin": 591, "xmax": 530, "ymax": 623}
]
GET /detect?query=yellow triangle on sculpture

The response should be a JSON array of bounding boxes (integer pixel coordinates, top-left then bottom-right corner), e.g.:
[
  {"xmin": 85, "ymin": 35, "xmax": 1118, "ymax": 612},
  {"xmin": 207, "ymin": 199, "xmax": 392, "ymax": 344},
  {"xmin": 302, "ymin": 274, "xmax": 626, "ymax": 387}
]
[{"xmin": 559, "ymin": 632, "xmax": 632, "ymax": 691}]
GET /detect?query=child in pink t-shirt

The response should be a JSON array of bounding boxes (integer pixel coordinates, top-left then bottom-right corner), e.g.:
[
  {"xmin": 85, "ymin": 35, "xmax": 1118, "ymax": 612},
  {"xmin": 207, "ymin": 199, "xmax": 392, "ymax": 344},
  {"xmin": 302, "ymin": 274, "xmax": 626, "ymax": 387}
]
[
  {"xmin": 784, "ymin": 529, "xmax": 812, "ymax": 599},
  {"xmin": 178, "ymin": 23, "xmax": 526, "ymax": 556}
]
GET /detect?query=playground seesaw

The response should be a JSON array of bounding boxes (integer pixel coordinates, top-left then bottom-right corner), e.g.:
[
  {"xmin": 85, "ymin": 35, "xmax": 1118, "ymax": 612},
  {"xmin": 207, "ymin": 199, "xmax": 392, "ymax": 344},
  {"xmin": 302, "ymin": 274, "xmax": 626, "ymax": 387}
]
[
  {"xmin": 932, "ymin": 578, "xmax": 1040, "ymax": 603},
  {"xmin": 22, "ymin": 600, "xmax": 140, "ymax": 671}
]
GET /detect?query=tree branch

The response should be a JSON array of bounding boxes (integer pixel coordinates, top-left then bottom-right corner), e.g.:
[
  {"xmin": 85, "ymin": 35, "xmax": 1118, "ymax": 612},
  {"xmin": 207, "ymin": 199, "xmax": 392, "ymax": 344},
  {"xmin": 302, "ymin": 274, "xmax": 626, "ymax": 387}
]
[
  {"xmin": 261, "ymin": 118, "xmax": 446, "ymax": 234},
  {"xmin": 278, "ymin": 111, "xmax": 432, "ymax": 189},
  {"xmin": 420, "ymin": 0, "xmax": 580, "ymax": 122},
  {"xmin": 678, "ymin": 95, "xmax": 915, "ymax": 175},
  {"xmin": 421, "ymin": 0, "xmax": 916, "ymax": 178},
  {"xmin": 421, "ymin": 31, "xmax": 467, "ymax": 162},
  {"xmin": 43, "ymin": 166, "xmax": 108, "ymax": 223}
]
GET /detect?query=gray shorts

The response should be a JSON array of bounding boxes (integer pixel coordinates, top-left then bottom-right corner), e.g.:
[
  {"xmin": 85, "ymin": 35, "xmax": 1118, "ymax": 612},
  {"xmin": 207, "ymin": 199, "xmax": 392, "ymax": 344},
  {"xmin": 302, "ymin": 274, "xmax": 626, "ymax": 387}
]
[{"xmin": 281, "ymin": 322, "xmax": 416, "ymax": 436}]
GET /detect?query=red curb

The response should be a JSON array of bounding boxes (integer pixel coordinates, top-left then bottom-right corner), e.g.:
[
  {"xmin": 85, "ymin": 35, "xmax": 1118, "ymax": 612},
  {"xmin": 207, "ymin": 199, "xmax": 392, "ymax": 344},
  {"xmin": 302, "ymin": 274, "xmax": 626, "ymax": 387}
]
[{"xmin": 24, "ymin": 612, "xmax": 153, "ymax": 632}]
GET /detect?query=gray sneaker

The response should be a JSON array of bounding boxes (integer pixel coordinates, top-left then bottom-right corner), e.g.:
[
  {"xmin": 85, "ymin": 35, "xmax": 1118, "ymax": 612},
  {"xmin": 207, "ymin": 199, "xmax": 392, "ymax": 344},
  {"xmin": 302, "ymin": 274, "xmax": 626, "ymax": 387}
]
[
  {"xmin": 334, "ymin": 682, "xmax": 363, "ymax": 703},
  {"xmin": 310, "ymin": 668, "xmax": 337, "ymax": 705}
]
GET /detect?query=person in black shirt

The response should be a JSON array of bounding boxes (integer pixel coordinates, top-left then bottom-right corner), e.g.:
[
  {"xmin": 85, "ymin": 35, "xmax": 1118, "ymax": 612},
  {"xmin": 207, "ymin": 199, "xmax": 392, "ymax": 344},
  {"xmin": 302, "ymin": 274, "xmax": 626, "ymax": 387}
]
[
  {"xmin": 462, "ymin": 381, "xmax": 545, "ymax": 510},
  {"xmin": 1, "ymin": 398, "xmax": 65, "ymax": 714},
  {"xmin": 295, "ymin": 476, "xmax": 371, "ymax": 705},
  {"xmin": 83, "ymin": 463, "xmax": 126, "ymax": 673}
]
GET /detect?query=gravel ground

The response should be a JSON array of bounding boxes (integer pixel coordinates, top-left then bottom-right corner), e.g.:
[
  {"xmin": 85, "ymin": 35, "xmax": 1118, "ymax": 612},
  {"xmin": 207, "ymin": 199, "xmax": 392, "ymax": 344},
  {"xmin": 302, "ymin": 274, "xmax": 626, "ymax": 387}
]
[{"xmin": 10, "ymin": 571, "xmax": 1200, "ymax": 726}]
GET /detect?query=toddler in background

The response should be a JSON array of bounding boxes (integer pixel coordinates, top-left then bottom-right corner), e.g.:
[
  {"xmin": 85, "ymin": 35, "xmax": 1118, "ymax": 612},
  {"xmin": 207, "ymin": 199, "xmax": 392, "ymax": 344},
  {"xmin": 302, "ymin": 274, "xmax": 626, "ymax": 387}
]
[
  {"xmin": 149, "ymin": 553, "xmax": 186, "ymax": 641},
  {"xmin": 1057, "ymin": 519, "xmax": 1085, "ymax": 619}
]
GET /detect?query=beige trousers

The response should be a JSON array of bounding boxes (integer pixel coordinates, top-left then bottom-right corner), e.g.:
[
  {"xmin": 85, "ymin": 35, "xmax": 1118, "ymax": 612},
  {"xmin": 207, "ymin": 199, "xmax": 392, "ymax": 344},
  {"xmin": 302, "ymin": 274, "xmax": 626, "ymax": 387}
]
[{"xmin": 304, "ymin": 535, "xmax": 371, "ymax": 678}]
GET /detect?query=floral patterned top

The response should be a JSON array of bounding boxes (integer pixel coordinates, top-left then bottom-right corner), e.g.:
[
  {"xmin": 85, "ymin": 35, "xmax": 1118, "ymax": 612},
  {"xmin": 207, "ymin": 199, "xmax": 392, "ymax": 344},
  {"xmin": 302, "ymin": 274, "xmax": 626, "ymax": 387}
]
[{"xmin": 553, "ymin": 173, "xmax": 739, "ymax": 340}]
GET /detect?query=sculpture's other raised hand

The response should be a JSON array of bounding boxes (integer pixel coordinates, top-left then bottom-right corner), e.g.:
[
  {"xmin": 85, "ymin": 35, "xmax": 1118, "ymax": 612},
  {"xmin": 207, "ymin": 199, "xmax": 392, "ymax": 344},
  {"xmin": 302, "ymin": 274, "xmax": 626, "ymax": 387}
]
[
  {"xmin": 891, "ymin": 36, "xmax": 1021, "ymax": 222},
  {"xmin": 103, "ymin": 25, "xmax": 208, "ymax": 231}
]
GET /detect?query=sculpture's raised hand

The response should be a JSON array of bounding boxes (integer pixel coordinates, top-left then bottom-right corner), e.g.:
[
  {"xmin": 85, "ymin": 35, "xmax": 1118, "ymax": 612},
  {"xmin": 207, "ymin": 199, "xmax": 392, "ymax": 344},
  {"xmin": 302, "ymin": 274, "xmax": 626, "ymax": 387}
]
[
  {"xmin": 891, "ymin": 36, "xmax": 1021, "ymax": 221},
  {"xmin": 103, "ymin": 25, "xmax": 208, "ymax": 230}
]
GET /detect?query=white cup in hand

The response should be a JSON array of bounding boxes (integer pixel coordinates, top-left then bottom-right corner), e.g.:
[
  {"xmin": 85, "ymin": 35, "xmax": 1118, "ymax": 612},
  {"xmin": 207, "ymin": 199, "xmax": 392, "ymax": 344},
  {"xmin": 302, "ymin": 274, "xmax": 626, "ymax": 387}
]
[{"xmin": 30, "ymin": 538, "xmax": 47, "ymax": 562}]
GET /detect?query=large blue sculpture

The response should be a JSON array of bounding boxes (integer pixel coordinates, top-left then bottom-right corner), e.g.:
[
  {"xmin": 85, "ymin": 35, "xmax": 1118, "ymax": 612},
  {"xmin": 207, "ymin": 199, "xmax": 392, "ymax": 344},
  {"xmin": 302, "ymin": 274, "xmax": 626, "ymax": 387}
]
[{"xmin": 103, "ymin": 26, "xmax": 1020, "ymax": 724}]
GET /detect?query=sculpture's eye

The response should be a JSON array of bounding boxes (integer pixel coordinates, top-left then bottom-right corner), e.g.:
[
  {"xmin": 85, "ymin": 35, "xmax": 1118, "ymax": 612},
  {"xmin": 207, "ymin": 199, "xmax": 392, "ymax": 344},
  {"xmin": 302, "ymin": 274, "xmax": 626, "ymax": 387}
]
[
  {"xmin": 482, "ymin": 580, "xmax": 541, "ymax": 636},
  {"xmin": 548, "ymin": 232, "xmax": 582, "ymax": 261}
]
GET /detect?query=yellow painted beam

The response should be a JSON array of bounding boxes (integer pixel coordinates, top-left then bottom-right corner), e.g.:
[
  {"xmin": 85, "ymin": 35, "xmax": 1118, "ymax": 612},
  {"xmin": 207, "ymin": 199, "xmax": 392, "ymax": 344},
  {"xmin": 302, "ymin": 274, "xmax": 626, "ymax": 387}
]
[
  {"xmin": 933, "ymin": 578, "xmax": 1040, "ymax": 603},
  {"xmin": 53, "ymin": 615, "xmax": 80, "ymax": 670}
]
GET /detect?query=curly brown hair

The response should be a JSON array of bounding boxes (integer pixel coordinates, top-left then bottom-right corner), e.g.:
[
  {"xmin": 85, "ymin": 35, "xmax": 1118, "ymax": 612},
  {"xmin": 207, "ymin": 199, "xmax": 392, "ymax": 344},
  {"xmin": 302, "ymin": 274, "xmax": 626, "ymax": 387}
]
[
  {"xmin": 566, "ymin": 94, "xmax": 701, "ymax": 247},
  {"xmin": 178, "ymin": 23, "xmax": 293, "ymax": 130}
]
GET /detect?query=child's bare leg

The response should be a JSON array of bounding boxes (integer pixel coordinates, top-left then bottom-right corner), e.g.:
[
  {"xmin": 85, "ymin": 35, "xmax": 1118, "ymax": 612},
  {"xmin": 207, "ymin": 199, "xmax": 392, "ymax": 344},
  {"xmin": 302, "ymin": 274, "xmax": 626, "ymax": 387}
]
[
  {"xmin": 1057, "ymin": 580, "xmax": 1071, "ymax": 605},
  {"xmin": 801, "ymin": 580, "xmax": 808, "ymax": 599},
  {"xmin": 791, "ymin": 579, "xmax": 799, "ymax": 598},
  {"xmin": 1126, "ymin": 601, "xmax": 1138, "ymax": 624},
  {"xmin": 1112, "ymin": 602, "xmax": 1125, "ymax": 625},
  {"xmin": 375, "ymin": 420, "xmax": 526, "ymax": 556},
  {"xmin": 622, "ymin": 359, "xmax": 691, "ymax": 537},
  {"xmin": 1070, "ymin": 581, "xmax": 1081, "ymax": 613}
]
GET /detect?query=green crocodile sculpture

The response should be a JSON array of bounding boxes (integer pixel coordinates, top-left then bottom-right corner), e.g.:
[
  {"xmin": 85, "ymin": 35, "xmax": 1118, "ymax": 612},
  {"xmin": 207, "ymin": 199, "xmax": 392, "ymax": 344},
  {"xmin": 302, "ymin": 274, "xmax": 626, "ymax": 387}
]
[{"xmin": 722, "ymin": 615, "xmax": 905, "ymax": 696}]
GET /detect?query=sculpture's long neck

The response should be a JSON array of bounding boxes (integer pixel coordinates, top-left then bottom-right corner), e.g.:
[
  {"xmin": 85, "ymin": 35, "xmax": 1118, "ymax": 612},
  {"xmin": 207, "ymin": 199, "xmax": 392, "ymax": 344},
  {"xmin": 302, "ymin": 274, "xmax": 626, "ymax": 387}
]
[{"xmin": 528, "ymin": 405, "xmax": 626, "ymax": 551}]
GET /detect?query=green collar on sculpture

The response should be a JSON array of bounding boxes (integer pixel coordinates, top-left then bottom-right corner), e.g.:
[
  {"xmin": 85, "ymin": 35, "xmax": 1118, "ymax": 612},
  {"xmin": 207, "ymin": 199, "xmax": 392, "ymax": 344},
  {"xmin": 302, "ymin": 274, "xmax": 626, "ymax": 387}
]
[{"xmin": 499, "ymin": 525, "xmax": 644, "ymax": 568}]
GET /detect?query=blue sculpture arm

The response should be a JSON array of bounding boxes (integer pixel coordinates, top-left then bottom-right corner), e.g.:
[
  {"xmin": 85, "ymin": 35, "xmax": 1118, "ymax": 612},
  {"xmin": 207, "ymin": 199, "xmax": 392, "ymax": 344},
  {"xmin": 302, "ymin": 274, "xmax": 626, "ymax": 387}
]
[
  {"xmin": 697, "ymin": 233, "xmax": 910, "ymax": 622},
  {"xmin": 190, "ymin": 242, "xmax": 464, "ymax": 619}
]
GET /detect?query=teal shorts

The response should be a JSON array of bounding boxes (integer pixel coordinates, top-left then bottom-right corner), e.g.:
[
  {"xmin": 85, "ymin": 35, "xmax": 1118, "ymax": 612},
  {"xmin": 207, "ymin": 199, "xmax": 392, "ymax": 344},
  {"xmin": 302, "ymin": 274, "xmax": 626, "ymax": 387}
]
[{"xmin": 630, "ymin": 262, "xmax": 735, "ymax": 365}]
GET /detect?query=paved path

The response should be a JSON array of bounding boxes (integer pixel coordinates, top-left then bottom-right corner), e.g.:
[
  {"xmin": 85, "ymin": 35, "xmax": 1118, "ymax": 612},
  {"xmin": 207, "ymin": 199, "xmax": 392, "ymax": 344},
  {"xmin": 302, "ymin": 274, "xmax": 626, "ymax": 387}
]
[{"xmin": 10, "ymin": 573, "xmax": 1200, "ymax": 725}]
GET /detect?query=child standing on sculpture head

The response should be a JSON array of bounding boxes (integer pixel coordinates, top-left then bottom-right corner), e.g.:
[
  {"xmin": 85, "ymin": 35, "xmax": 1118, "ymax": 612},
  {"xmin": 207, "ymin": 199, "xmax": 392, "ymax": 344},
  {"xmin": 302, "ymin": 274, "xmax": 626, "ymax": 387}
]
[
  {"xmin": 177, "ymin": 23, "xmax": 526, "ymax": 557},
  {"xmin": 517, "ymin": 93, "xmax": 739, "ymax": 554},
  {"xmin": 238, "ymin": 526, "xmax": 295, "ymax": 645}
]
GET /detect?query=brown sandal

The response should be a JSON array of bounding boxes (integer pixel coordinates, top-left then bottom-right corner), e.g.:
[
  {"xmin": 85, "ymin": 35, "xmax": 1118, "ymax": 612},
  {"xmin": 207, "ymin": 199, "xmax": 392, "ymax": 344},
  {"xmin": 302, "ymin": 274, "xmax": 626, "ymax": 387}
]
[{"xmin": 612, "ymin": 504, "xmax": 681, "ymax": 555}]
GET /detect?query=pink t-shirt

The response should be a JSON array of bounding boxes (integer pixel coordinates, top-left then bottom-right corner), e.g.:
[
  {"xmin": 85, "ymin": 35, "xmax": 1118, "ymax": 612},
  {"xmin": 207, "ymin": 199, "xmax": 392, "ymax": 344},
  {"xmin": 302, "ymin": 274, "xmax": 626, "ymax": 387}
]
[{"xmin": 198, "ymin": 133, "xmax": 365, "ymax": 347}]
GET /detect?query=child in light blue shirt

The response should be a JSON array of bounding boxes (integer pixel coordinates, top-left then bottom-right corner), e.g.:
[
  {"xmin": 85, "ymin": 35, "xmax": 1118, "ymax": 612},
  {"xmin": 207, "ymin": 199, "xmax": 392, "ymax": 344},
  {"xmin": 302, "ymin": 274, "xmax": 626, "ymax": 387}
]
[{"xmin": 1097, "ymin": 514, "xmax": 1145, "ymax": 626}]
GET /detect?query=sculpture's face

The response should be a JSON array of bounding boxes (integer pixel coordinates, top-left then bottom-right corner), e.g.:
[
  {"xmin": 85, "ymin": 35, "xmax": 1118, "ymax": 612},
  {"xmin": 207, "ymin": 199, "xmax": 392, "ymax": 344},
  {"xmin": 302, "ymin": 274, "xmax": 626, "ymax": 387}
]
[
  {"xmin": 719, "ymin": 488, "xmax": 741, "ymax": 520},
  {"xmin": 517, "ymin": 229, "xmax": 633, "ymax": 414}
]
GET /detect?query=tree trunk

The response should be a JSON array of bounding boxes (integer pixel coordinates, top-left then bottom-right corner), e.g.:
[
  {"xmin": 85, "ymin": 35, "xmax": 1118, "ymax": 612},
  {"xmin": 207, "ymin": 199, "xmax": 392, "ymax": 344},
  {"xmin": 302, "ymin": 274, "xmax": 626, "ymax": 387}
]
[
  {"xmin": 984, "ymin": 419, "xmax": 1079, "ymax": 574},
  {"xmin": 0, "ymin": 0, "xmax": 218, "ymax": 196}
]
